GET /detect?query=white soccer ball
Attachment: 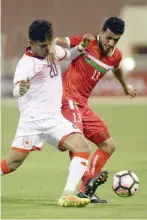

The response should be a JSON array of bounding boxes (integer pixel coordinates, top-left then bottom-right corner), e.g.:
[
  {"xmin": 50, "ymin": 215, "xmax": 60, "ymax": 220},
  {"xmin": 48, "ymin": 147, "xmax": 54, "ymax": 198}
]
[{"xmin": 112, "ymin": 170, "xmax": 139, "ymax": 197}]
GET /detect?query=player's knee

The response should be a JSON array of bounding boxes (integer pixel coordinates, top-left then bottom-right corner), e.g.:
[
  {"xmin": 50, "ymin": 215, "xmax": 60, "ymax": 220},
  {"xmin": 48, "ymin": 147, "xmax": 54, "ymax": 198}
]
[
  {"xmin": 99, "ymin": 138, "xmax": 116, "ymax": 154},
  {"xmin": 62, "ymin": 133, "xmax": 91, "ymax": 154}
]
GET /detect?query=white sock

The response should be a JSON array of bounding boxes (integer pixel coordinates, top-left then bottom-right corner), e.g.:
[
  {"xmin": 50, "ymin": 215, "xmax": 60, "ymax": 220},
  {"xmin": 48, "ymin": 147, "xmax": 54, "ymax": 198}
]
[
  {"xmin": 63, "ymin": 156, "xmax": 88, "ymax": 195},
  {"xmin": 0, "ymin": 168, "xmax": 4, "ymax": 176}
]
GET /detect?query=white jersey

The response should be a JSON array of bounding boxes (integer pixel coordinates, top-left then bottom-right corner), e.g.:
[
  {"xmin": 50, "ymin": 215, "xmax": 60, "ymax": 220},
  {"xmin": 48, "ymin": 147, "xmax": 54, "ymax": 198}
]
[{"xmin": 13, "ymin": 45, "xmax": 81, "ymax": 122}]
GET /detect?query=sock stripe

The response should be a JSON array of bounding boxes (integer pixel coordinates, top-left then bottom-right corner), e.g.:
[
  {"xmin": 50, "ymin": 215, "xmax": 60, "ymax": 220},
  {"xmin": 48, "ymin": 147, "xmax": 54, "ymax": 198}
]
[
  {"xmin": 91, "ymin": 154, "xmax": 99, "ymax": 176},
  {"xmin": 1, "ymin": 160, "xmax": 11, "ymax": 174},
  {"xmin": 90, "ymin": 148, "xmax": 111, "ymax": 178}
]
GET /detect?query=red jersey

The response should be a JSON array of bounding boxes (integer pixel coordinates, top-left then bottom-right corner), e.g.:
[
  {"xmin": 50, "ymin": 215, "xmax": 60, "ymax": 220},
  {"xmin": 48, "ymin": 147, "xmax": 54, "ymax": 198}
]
[{"xmin": 62, "ymin": 36, "xmax": 122, "ymax": 105}]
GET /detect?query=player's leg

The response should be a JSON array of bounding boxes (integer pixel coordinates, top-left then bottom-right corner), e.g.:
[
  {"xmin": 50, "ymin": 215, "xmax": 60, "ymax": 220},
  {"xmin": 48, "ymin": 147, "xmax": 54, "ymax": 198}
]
[
  {"xmin": 1, "ymin": 150, "xmax": 29, "ymax": 176},
  {"xmin": 81, "ymin": 105, "xmax": 115, "ymax": 198},
  {"xmin": 45, "ymin": 116, "xmax": 91, "ymax": 207},
  {"xmin": 62, "ymin": 100, "xmax": 92, "ymax": 190},
  {"xmin": 62, "ymin": 103, "xmax": 111, "ymax": 203},
  {"xmin": 1, "ymin": 121, "xmax": 44, "ymax": 176},
  {"xmin": 89, "ymin": 136, "xmax": 115, "ymax": 178},
  {"xmin": 59, "ymin": 133, "xmax": 91, "ymax": 207}
]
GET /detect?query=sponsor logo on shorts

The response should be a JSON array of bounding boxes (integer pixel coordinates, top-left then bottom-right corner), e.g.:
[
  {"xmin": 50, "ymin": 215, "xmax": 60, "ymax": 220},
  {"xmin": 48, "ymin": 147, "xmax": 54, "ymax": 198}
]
[{"xmin": 23, "ymin": 136, "xmax": 32, "ymax": 148}]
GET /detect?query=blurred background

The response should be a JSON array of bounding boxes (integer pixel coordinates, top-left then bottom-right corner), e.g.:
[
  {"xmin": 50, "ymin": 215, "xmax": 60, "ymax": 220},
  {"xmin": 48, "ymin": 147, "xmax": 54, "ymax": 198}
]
[
  {"xmin": 1, "ymin": 1, "xmax": 147, "ymax": 219},
  {"xmin": 1, "ymin": 0, "xmax": 147, "ymax": 97}
]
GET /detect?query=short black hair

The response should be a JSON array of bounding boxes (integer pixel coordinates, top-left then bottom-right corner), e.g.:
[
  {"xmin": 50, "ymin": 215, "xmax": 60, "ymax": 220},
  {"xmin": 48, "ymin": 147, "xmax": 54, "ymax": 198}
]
[
  {"xmin": 29, "ymin": 19, "xmax": 53, "ymax": 42},
  {"xmin": 102, "ymin": 17, "xmax": 125, "ymax": 35}
]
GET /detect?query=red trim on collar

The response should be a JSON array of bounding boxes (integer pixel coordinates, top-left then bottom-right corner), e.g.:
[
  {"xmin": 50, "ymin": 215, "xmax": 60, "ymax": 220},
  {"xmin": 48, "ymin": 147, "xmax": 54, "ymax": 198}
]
[{"xmin": 25, "ymin": 46, "xmax": 45, "ymax": 59}]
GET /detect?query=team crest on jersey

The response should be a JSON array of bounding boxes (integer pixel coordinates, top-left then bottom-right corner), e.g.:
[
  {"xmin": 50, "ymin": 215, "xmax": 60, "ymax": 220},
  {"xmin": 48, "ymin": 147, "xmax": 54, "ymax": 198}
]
[{"xmin": 23, "ymin": 136, "xmax": 32, "ymax": 148}]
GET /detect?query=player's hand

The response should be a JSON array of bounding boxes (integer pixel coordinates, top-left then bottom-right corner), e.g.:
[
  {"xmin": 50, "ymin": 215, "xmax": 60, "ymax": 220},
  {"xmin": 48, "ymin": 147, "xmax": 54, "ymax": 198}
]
[
  {"xmin": 81, "ymin": 34, "xmax": 95, "ymax": 48},
  {"xmin": 124, "ymin": 84, "xmax": 137, "ymax": 98},
  {"xmin": 19, "ymin": 78, "xmax": 30, "ymax": 96}
]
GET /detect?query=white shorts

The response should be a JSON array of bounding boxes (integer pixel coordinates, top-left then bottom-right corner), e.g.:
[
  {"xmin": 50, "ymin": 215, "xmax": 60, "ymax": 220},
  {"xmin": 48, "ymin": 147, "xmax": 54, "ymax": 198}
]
[{"xmin": 11, "ymin": 114, "xmax": 81, "ymax": 153}]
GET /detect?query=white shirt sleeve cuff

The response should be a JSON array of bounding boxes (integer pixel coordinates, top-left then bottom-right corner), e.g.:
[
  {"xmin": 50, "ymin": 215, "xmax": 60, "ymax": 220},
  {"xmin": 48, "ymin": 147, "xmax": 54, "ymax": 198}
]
[{"xmin": 13, "ymin": 83, "xmax": 21, "ymax": 98}]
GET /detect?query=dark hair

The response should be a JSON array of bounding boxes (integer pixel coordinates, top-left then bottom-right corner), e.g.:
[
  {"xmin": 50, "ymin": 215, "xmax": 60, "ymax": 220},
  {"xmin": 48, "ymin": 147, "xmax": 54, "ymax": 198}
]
[
  {"xmin": 102, "ymin": 17, "xmax": 125, "ymax": 35},
  {"xmin": 29, "ymin": 19, "xmax": 53, "ymax": 42}
]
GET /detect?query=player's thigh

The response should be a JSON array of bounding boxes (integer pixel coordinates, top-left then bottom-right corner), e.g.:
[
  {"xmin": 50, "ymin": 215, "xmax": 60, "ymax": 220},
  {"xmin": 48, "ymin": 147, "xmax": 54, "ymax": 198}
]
[
  {"xmin": 82, "ymin": 106, "xmax": 111, "ymax": 145},
  {"xmin": 45, "ymin": 115, "xmax": 89, "ymax": 152},
  {"xmin": 62, "ymin": 100, "xmax": 83, "ymax": 131},
  {"xmin": 62, "ymin": 132, "xmax": 91, "ymax": 153}
]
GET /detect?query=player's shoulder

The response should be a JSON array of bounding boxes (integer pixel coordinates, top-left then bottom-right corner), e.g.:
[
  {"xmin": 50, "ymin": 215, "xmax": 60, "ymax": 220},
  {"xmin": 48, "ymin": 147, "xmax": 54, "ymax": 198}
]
[
  {"xmin": 67, "ymin": 35, "xmax": 83, "ymax": 47},
  {"xmin": 16, "ymin": 54, "xmax": 34, "ymax": 69},
  {"xmin": 110, "ymin": 47, "xmax": 122, "ymax": 68},
  {"xmin": 16, "ymin": 53, "xmax": 44, "ymax": 73},
  {"xmin": 114, "ymin": 47, "xmax": 122, "ymax": 60},
  {"xmin": 70, "ymin": 35, "xmax": 83, "ymax": 39},
  {"xmin": 19, "ymin": 47, "xmax": 46, "ymax": 65}
]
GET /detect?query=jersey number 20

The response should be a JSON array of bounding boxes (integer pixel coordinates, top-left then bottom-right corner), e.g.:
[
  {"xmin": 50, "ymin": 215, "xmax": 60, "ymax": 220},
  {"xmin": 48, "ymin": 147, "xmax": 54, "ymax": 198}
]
[{"xmin": 49, "ymin": 64, "xmax": 58, "ymax": 78}]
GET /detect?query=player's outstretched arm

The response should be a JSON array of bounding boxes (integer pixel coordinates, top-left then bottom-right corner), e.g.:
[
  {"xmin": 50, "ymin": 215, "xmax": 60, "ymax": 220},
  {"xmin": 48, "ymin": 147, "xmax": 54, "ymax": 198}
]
[
  {"xmin": 64, "ymin": 34, "xmax": 95, "ymax": 61},
  {"xmin": 55, "ymin": 34, "xmax": 94, "ymax": 49},
  {"xmin": 112, "ymin": 67, "xmax": 137, "ymax": 98}
]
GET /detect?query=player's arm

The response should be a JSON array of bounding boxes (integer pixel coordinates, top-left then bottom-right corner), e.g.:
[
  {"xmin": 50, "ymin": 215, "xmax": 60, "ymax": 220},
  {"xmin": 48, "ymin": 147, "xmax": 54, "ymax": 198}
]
[
  {"xmin": 112, "ymin": 67, "xmax": 137, "ymax": 98},
  {"xmin": 57, "ymin": 34, "xmax": 94, "ymax": 61},
  {"xmin": 13, "ymin": 60, "xmax": 33, "ymax": 98},
  {"xmin": 13, "ymin": 78, "xmax": 30, "ymax": 98},
  {"xmin": 55, "ymin": 36, "xmax": 83, "ymax": 48}
]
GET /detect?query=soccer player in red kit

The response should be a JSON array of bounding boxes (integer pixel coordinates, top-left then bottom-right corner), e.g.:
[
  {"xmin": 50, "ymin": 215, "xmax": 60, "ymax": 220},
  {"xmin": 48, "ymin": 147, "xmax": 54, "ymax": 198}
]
[{"xmin": 55, "ymin": 17, "xmax": 137, "ymax": 203}]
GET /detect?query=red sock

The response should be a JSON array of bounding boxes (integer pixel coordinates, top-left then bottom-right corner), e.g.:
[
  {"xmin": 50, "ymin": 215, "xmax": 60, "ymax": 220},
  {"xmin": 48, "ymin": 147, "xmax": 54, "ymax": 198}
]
[
  {"xmin": 69, "ymin": 151, "xmax": 92, "ymax": 192},
  {"xmin": 79, "ymin": 168, "xmax": 92, "ymax": 192},
  {"xmin": 1, "ymin": 160, "xmax": 11, "ymax": 174},
  {"xmin": 90, "ymin": 149, "xmax": 111, "ymax": 178}
]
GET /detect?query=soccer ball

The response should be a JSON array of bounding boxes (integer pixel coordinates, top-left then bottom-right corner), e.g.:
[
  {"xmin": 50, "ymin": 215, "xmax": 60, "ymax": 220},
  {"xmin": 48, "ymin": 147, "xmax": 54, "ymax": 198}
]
[{"xmin": 112, "ymin": 170, "xmax": 139, "ymax": 197}]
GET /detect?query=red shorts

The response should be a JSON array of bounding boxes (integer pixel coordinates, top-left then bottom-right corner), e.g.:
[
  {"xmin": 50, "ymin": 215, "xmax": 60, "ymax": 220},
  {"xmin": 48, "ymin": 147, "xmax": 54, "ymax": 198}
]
[{"xmin": 62, "ymin": 100, "xmax": 111, "ymax": 145}]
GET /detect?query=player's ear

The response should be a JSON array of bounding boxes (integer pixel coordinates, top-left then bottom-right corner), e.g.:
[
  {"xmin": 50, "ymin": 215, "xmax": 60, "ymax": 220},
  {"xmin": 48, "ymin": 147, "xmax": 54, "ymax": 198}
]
[
  {"xmin": 29, "ymin": 40, "xmax": 35, "ymax": 46},
  {"xmin": 100, "ymin": 29, "xmax": 104, "ymax": 34}
]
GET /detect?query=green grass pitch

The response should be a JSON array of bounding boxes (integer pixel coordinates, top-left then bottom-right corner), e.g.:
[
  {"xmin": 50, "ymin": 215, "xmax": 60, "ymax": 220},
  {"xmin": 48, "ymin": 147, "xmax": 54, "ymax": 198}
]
[{"xmin": 1, "ymin": 98, "xmax": 147, "ymax": 219}]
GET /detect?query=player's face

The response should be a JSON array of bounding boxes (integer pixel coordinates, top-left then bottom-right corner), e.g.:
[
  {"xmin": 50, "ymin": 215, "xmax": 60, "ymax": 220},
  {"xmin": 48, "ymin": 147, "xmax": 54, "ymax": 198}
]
[
  {"xmin": 99, "ymin": 28, "xmax": 122, "ymax": 55},
  {"xmin": 31, "ymin": 40, "xmax": 52, "ymax": 58}
]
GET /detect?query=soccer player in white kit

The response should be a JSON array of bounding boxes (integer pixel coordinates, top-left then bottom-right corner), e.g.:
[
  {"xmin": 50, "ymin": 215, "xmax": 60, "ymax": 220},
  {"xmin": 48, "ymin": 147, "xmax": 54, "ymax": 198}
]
[{"xmin": 0, "ymin": 19, "xmax": 95, "ymax": 207}]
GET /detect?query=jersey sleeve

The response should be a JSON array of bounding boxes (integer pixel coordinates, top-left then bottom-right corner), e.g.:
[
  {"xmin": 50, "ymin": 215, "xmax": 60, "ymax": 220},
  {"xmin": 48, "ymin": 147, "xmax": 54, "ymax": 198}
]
[
  {"xmin": 66, "ymin": 36, "xmax": 83, "ymax": 47},
  {"xmin": 56, "ymin": 45, "xmax": 68, "ymax": 61},
  {"xmin": 56, "ymin": 45, "xmax": 82, "ymax": 62},
  {"xmin": 114, "ymin": 50, "xmax": 122, "ymax": 69},
  {"xmin": 13, "ymin": 56, "xmax": 35, "ymax": 85}
]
